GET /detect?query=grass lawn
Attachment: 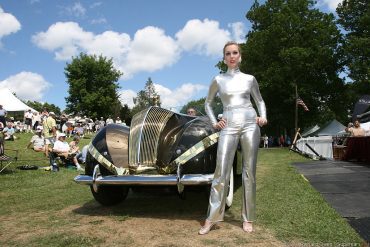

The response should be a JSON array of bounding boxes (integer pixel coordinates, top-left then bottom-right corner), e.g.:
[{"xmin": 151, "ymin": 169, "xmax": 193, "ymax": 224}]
[{"xmin": 0, "ymin": 132, "xmax": 365, "ymax": 246}]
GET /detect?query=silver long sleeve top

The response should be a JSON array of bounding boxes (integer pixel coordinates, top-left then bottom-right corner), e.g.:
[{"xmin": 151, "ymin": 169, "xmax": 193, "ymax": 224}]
[{"xmin": 205, "ymin": 68, "xmax": 267, "ymax": 126}]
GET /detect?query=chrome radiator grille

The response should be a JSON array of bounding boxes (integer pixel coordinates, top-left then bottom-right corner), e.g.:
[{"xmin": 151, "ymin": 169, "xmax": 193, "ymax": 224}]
[{"xmin": 129, "ymin": 107, "xmax": 174, "ymax": 167}]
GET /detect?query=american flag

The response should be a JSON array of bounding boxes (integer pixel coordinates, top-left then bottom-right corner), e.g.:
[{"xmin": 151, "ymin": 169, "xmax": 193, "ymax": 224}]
[{"xmin": 297, "ymin": 97, "xmax": 309, "ymax": 111}]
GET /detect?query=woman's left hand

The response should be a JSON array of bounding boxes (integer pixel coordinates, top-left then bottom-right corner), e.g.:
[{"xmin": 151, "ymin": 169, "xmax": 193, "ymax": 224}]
[{"xmin": 256, "ymin": 117, "xmax": 267, "ymax": 127}]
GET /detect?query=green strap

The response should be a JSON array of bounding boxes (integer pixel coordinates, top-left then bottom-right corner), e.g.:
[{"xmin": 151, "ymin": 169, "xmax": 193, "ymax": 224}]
[
  {"xmin": 168, "ymin": 132, "xmax": 219, "ymax": 171},
  {"xmin": 88, "ymin": 144, "xmax": 129, "ymax": 175}
]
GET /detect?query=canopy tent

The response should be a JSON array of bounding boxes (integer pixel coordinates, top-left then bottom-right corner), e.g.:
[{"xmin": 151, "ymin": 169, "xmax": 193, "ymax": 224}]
[
  {"xmin": 309, "ymin": 119, "xmax": 346, "ymax": 137},
  {"xmin": 301, "ymin": 119, "xmax": 346, "ymax": 137},
  {"xmin": 296, "ymin": 120, "xmax": 346, "ymax": 160},
  {"xmin": 301, "ymin": 125, "xmax": 320, "ymax": 137},
  {"xmin": 0, "ymin": 88, "xmax": 36, "ymax": 112}
]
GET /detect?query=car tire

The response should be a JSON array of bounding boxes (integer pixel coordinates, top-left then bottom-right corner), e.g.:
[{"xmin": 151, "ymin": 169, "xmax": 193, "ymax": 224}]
[
  {"xmin": 85, "ymin": 155, "xmax": 129, "ymax": 206},
  {"xmin": 90, "ymin": 185, "xmax": 129, "ymax": 206}
]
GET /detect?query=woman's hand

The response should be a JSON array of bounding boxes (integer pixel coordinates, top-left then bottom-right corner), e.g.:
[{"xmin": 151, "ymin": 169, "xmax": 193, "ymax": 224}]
[
  {"xmin": 256, "ymin": 117, "xmax": 267, "ymax": 127},
  {"xmin": 213, "ymin": 118, "xmax": 227, "ymax": 130}
]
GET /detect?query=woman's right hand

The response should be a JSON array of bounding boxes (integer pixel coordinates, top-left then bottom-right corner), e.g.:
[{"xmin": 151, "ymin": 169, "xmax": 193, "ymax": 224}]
[{"xmin": 213, "ymin": 118, "xmax": 227, "ymax": 130}]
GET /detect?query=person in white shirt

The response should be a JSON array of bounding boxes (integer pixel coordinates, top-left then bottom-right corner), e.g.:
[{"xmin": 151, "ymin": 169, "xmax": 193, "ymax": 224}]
[
  {"xmin": 27, "ymin": 129, "xmax": 45, "ymax": 152},
  {"xmin": 24, "ymin": 109, "xmax": 33, "ymax": 133},
  {"xmin": 52, "ymin": 133, "xmax": 83, "ymax": 171},
  {"xmin": 106, "ymin": 116, "xmax": 114, "ymax": 125}
]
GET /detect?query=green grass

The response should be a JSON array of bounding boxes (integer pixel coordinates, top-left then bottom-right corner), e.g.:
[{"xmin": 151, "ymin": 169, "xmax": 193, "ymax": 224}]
[
  {"xmin": 0, "ymin": 133, "xmax": 365, "ymax": 246},
  {"xmin": 228, "ymin": 148, "xmax": 363, "ymax": 244}
]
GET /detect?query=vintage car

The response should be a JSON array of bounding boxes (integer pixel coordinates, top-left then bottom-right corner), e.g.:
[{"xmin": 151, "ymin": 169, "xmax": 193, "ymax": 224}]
[{"xmin": 74, "ymin": 106, "xmax": 241, "ymax": 206}]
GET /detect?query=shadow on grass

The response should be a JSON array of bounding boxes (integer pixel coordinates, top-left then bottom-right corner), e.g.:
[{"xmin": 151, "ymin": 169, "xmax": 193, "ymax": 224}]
[
  {"xmin": 73, "ymin": 186, "xmax": 210, "ymax": 221},
  {"xmin": 73, "ymin": 175, "xmax": 244, "ymax": 220}
]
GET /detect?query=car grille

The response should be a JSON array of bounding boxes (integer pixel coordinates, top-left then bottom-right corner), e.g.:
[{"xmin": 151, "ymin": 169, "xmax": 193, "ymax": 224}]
[{"xmin": 129, "ymin": 107, "xmax": 174, "ymax": 168}]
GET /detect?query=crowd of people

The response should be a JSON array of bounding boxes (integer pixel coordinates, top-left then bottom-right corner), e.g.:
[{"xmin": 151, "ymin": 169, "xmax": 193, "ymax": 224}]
[{"xmin": 0, "ymin": 105, "xmax": 126, "ymax": 171}]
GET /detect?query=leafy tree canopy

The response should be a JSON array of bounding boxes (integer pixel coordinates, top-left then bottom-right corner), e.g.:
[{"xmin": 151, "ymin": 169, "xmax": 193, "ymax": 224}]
[
  {"xmin": 64, "ymin": 53, "xmax": 122, "ymax": 119},
  {"xmin": 337, "ymin": 0, "xmax": 370, "ymax": 95},
  {"xmin": 25, "ymin": 100, "xmax": 61, "ymax": 115},
  {"xmin": 131, "ymin": 77, "xmax": 161, "ymax": 115},
  {"xmin": 239, "ymin": 0, "xmax": 348, "ymax": 135}
]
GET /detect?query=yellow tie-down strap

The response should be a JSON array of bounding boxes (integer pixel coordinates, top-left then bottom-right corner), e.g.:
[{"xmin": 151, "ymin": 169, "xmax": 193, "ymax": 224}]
[
  {"xmin": 88, "ymin": 144, "xmax": 130, "ymax": 175},
  {"xmin": 167, "ymin": 132, "xmax": 219, "ymax": 172}
]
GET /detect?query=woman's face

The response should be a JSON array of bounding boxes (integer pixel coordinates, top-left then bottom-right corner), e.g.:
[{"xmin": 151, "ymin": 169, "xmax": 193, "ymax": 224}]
[{"xmin": 224, "ymin": 44, "xmax": 240, "ymax": 69}]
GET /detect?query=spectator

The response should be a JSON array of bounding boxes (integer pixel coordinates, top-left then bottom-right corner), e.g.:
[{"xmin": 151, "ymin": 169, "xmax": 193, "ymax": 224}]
[
  {"xmin": 52, "ymin": 133, "xmax": 83, "ymax": 171},
  {"xmin": 115, "ymin": 116, "xmax": 122, "ymax": 124},
  {"xmin": 27, "ymin": 128, "xmax": 45, "ymax": 152},
  {"xmin": 99, "ymin": 117, "xmax": 105, "ymax": 129},
  {"xmin": 42, "ymin": 111, "xmax": 57, "ymax": 157},
  {"xmin": 59, "ymin": 114, "xmax": 67, "ymax": 132},
  {"xmin": 94, "ymin": 118, "xmax": 100, "ymax": 132},
  {"xmin": 32, "ymin": 111, "xmax": 41, "ymax": 131},
  {"xmin": 24, "ymin": 109, "xmax": 33, "ymax": 133},
  {"xmin": 186, "ymin": 107, "xmax": 197, "ymax": 116},
  {"xmin": 263, "ymin": 134, "xmax": 268, "ymax": 148},
  {"xmin": 345, "ymin": 120, "xmax": 366, "ymax": 137},
  {"xmin": 76, "ymin": 145, "xmax": 89, "ymax": 164},
  {"xmin": 106, "ymin": 116, "xmax": 114, "ymax": 125},
  {"xmin": 279, "ymin": 135, "xmax": 285, "ymax": 147},
  {"xmin": 74, "ymin": 123, "xmax": 84, "ymax": 137},
  {"xmin": 0, "ymin": 104, "xmax": 7, "ymax": 127},
  {"xmin": 2, "ymin": 122, "xmax": 15, "ymax": 141},
  {"xmin": 69, "ymin": 135, "xmax": 80, "ymax": 154}
]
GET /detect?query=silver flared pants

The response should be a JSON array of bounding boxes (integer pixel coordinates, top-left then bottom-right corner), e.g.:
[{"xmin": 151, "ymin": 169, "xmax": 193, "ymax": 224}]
[{"xmin": 207, "ymin": 106, "xmax": 260, "ymax": 222}]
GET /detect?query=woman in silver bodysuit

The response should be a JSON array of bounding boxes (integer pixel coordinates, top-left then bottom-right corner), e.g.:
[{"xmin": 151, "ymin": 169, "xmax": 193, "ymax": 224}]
[{"xmin": 199, "ymin": 41, "xmax": 267, "ymax": 235}]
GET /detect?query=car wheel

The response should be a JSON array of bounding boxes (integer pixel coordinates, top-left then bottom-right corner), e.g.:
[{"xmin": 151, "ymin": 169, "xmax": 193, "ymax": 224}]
[
  {"xmin": 225, "ymin": 167, "xmax": 234, "ymax": 209},
  {"xmin": 85, "ymin": 156, "xmax": 129, "ymax": 206},
  {"xmin": 90, "ymin": 185, "xmax": 129, "ymax": 206}
]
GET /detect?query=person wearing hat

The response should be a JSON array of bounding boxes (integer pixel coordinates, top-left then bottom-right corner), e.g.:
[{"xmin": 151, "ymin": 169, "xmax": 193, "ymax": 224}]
[
  {"xmin": 27, "ymin": 128, "xmax": 45, "ymax": 152},
  {"xmin": 42, "ymin": 110, "xmax": 57, "ymax": 157},
  {"xmin": 52, "ymin": 132, "xmax": 83, "ymax": 171}
]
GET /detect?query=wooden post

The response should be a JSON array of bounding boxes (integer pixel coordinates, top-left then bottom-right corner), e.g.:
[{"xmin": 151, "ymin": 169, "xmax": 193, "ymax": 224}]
[{"xmin": 295, "ymin": 83, "xmax": 298, "ymax": 132}]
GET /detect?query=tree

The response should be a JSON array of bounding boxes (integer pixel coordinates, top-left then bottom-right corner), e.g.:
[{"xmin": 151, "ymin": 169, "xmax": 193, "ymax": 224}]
[
  {"xmin": 241, "ymin": 0, "xmax": 348, "ymax": 135},
  {"xmin": 25, "ymin": 100, "xmax": 61, "ymax": 115},
  {"xmin": 131, "ymin": 77, "xmax": 161, "ymax": 115},
  {"xmin": 180, "ymin": 96, "xmax": 223, "ymax": 117},
  {"xmin": 337, "ymin": 0, "xmax": 370, "ymax": 96},
  {"xmin": 64, "ymin": 53, "xmax": 122, "ymax": 119}
]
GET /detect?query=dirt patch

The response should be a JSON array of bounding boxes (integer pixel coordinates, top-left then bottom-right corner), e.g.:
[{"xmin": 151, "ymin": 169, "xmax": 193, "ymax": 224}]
[{"xmin": 0, "ymin": 204, "xmax": 287, "ymax": 247}]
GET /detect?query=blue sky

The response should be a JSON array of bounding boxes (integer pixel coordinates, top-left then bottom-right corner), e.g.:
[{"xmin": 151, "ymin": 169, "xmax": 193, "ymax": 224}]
[{"xmin": 0, "ymin": 0, "xmax": 339, "ymax": 112}]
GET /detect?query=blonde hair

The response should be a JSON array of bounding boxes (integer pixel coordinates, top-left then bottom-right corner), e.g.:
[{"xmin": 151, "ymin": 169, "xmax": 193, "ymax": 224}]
[{"xmin": 223, "ymin": 41, "xmax": 241, "ymax": 58}]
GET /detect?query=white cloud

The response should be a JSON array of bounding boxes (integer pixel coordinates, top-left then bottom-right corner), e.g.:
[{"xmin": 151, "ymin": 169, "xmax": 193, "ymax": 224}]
[
  {"xmin": 176, "ymin": 18, "xmax": 230, "ymax": 56},
  {"xmin": 0, "ymin": 7, "xmax": 21, "ymax": 39},
  {"xmin": 32, "ymin": 19, "xmax": 244, "ymax": 78},
  {"xmin": 90, "ymin": 17, "xmax": 107, "ymax": 25},
  {"xmin": 154, "ymin": 83, "xmax": 207, "ymax": 110},
  {"xmin": 121, "ymin": 26, "xmax": 179, "ymax": 78},
  {"xmin": 119, "ymin": 83, "xmax": 206, "ymax": 111},
  {"xmin": 229, "ymin": 22, "xmax": 246, "ymax": 43},
  {"xmin": 61, "ymin": 2, "xmax": 86, "ymax": 18},
  {"xmin": 90, "ymin": 2, "xmax": 103, "ymax": 9},
  {"xmin": 119, "ymin": 89, "xmax": 137, "ymax": 108},
  {"xmin": 0, "ymin": 72, "xmax": 51, "ymax": 101},
  {"xmin": 85, "ymin": 31, "xmax": 130, "ymax": 58},
  {"xmin": 32, "ymin": 22, "xmax": 93, "ymax": 60},
  {"xmin": 316, "ymin": 0, "xmax": 342, "ymax": 11}
]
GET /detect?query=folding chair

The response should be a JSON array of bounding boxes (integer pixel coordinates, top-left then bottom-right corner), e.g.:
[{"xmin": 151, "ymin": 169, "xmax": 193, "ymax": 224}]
[{"xmin": 0, "ymin": 136, "xmax": 19, "ymax": 173}]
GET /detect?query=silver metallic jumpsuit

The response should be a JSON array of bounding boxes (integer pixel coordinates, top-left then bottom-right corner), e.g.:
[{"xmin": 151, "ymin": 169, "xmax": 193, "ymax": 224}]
[{"xmin": 205, "ymin": 68, "xmax": 267, "ymax": 223}]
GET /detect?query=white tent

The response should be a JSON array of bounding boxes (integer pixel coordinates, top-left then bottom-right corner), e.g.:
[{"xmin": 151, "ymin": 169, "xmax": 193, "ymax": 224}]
[
  {"xmin": 0, "ymin": 88, "xmax": 36, "ymax": 112},
  {"xmin": 296, "ymin": 120, "xmax": 346, "ymax": 160}
]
